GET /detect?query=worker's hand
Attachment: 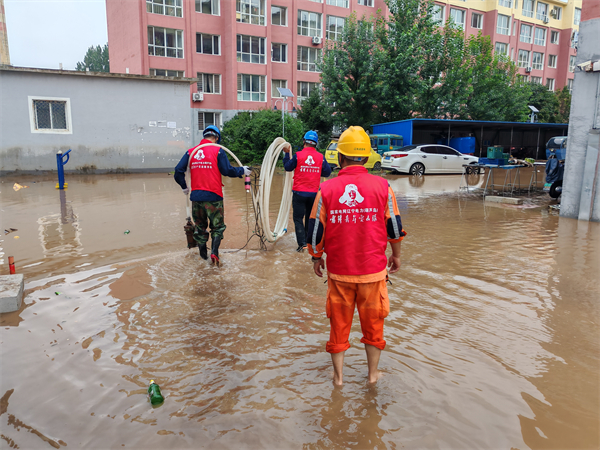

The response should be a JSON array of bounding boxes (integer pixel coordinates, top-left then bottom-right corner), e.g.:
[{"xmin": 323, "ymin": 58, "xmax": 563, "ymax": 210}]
[
  {"xmin": 243, "ymin": 166, "xmax": 252, "ymax": 176},
  {"xmin": 313, "ymin": 258, "xmax": 325, "ymax": 277},
  {"xmin": 387, "ymin": 255, "xmax": 401, "ymax": 273},
  {"xmin": 182, "ymin": 188, "xmax": 190, "ymax": 195},
  {"xmin": 282, "ymin": 143, "xmax": 291, "ymax": 154}
]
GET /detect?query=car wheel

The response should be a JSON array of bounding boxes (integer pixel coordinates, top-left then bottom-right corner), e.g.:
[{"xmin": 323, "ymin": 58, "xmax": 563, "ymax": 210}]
[
  {"xmin": 549, "ymin": 180, "xmax": 562, "ymax": 199},
  {"xmin": 409, "ymin": 162, "xmax": 425, "ymax": 176},
  {"xmin": 373, "ymin": 162, "xmax": 381, "ymax": 171}
]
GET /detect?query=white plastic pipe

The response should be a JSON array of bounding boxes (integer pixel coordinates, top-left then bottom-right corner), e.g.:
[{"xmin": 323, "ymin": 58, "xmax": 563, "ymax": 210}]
[{"xmin": 187, "ymin": 138, "xmax": 293, "ymax": 243}]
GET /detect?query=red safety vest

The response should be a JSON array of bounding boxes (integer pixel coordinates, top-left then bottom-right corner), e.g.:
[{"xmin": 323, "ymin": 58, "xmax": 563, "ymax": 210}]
[
  {"xmin": 319, "ymin": 166, "xmax": 390, "ymax": 276},
  {"xmin": 188, "ymin": 139, "xmax": 223, "ymax": 197},
  {"xmin": 293, "ymin": 148, "xmax": 324, "ymax": 193}
]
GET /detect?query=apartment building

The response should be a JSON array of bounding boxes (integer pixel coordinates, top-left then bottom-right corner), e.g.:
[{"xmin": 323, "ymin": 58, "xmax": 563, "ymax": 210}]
[{"xmin": 106, "ymin": 0, "xmax": 580, "ymax": 129}]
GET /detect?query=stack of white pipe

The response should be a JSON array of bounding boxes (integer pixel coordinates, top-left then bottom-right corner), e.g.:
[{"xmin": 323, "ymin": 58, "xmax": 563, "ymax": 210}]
[{"xmin": 188, "ymin": 138, "xmax": 293, "ymax": 243}]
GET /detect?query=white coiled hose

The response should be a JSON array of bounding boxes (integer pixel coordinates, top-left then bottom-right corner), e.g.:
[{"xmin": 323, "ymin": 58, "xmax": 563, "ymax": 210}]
[{"xmin": 188, "ymin": 138, "xmax": 293, "ymax": 243}]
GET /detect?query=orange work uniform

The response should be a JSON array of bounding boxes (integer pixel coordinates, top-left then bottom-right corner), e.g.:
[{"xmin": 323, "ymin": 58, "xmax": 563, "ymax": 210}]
[{"xmin": 307, "ymin": 165, "xmax": 406, "ymax": 353}]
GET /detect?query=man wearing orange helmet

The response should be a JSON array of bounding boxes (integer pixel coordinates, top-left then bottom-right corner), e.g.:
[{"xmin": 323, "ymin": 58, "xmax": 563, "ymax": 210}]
[{"xmin": 307, "ymin": 126, "xmax": 406, "ymax": 385}]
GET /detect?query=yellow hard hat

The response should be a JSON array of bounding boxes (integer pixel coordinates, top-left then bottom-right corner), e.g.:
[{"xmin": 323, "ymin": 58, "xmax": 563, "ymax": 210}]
[{"xmin": 337, "ymin": 126, "xmax": 371, "ymax": 158}]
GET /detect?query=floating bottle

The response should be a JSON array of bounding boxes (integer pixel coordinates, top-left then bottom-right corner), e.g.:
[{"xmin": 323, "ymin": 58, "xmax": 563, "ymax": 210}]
[{"xmin": 148, "ymin": 380, "xmax": 164, "ymax": 405}]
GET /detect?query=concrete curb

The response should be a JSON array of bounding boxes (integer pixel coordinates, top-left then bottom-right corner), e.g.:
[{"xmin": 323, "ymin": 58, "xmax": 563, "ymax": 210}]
[
  {"xmin": 484, "ymin": 196, "xmax": 523, "ymax": 205},
  {"xmin": 0, "ymin": 274, "xmax": 24, "ymax": 313}
]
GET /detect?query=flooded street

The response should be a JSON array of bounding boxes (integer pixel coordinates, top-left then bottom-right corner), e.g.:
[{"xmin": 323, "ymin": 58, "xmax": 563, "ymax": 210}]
[{"xmin": 1, "ymin": 172, "xmax": 598, "ymax": 449}]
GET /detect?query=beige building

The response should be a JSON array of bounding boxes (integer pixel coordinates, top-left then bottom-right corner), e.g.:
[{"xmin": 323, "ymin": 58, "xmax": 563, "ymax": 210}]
[{"xmin": 0, "ymin": 0, "xmax": 10, "ymax": 65}]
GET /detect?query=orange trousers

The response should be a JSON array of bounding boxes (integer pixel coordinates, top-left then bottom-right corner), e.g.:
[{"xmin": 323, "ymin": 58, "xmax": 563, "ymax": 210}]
[{"xmin": 325, "ymin": 278, "xmax": 390, "ymax": 354}]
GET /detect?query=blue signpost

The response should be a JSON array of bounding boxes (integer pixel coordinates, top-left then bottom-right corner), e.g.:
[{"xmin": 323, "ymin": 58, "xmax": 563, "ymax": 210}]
[{"xmin": 56, "ymin": 149, "xmax": 71, "ymax": 190}]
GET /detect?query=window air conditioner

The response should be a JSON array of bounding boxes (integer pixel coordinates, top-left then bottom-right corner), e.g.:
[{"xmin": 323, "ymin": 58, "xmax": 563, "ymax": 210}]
[
  {"xmin": 543, "ymin": 16, "xmax": 549, "ymax": 23},
  {"xmin": 550, "ymin": 10, "xmax": 557, "ymax": 18},
  {"xmin": 312, "ymin": 36, "xmax": 322, "ymax": 45},
  {"xmin": 525, "ymin": 67, "xmax": 532, "ymax": 73},
  {"xmin": 192, "ymin": 92, "xmax": 204, "ymax": 102}
]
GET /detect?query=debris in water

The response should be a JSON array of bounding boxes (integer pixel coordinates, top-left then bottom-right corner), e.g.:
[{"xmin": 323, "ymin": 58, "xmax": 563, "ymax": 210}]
[
  {"xmin": 124, "ymin": 230, "xmax": 131, "ymax": 235},
  {"xmin": 55, "ymin": 292, "xmax": 61, "ymax": 295},
  {"xmin": 13, "ymin": 236, "xmax": 19, "ymax": 239},
  {"xmin": 4, "ymin": 228, "xmax": 18, "ymax": 235},
  {"xmin": 13, "ymin": 183, "xmax": 28, "ymax": 191}
]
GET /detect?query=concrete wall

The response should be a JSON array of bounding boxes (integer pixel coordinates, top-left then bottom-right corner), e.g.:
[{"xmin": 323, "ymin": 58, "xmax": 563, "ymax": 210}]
[
  {"xmin": 0, "ymin": 67, "xmax": 197, "ymax": 173},
  {"xmin": 561, "ymin": 8, "xmax": 600, "ymax": 222}
]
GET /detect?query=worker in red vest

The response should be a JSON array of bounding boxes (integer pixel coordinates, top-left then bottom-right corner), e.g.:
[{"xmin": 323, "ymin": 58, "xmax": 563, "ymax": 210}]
[
  {"xmin": 307, "ymin": 126, "xmax": 406, "ymax": 385},
  {"xmin": 174, "ymin": 125, "xmax": 251, "ymax": 266},
  {"xmin": 283, "ymin": 130, "xmax": 332, "ymax": 252}
]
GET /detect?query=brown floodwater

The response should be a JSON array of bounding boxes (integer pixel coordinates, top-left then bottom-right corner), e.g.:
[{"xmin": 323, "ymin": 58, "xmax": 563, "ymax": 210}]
[{"xmin": 1, "ymin": 171, "xmax": 598, "ymax": 449}]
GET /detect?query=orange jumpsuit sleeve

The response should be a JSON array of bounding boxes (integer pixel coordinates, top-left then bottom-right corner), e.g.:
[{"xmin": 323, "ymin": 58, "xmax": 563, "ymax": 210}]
[
  {"xmin": 307, "ymin": 190, "xmax": 327, "ymax": 258},
  {"xmin": 385, "ymin": 186, "xmax": 407, "ymax": 244}
]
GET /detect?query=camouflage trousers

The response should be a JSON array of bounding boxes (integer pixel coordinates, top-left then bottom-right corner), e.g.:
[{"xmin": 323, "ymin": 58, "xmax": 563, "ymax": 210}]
[{"xmin": 192, "ymin": 201, "xmax": 226, "ymax": 246}]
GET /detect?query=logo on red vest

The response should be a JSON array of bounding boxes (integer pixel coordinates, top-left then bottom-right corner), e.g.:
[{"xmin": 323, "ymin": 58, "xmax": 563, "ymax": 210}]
[
  {"xmin": 194, "ymin": 149, "xmax": 205, "ymax": 160},
  {"xmin": 305, "ymin": 155, "xmax": 315, "ymax": 165},
  {"xmin": 339, "ymin": 184, "xmax": 364, "ymax": 207}
]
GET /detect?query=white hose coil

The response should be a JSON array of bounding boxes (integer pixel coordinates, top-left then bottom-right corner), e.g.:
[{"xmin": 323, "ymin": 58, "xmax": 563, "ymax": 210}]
[{"xmin": 188, "ymin": 138, "xmax": 293, "ymax": 244}]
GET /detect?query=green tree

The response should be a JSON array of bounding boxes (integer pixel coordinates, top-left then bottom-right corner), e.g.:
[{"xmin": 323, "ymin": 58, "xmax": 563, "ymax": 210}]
[
  {"xmin": 526, "ymin": 82, "xmax": 561, "ymax": 122},
  {"xmin": 221, "ymin": 109, "xmax": 305, "ymax": 164},
  {"xmin": 554, "ymin": 86, "xmax": 571, "ymax": 123},
  {"xmin": 295, "ymin": 89, "xmax": 334, "ymax": 149},
  {"xmin": 76, "ymin": 44, "xmax": 109, "ymax": 72}
]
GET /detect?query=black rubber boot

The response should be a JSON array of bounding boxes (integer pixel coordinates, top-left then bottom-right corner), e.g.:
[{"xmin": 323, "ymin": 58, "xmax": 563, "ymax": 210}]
[
  {"xmin": 198, "ymin": 244, "xmax": 208, "ymax": 260},
  {"xmin": 211, "ymin": 236, "xmax": 221, "ymax": 266}
]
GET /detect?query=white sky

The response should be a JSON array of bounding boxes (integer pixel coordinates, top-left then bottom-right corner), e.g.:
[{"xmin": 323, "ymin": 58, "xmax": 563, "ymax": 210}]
[{"xmin": 4, "ymin": 0, "xmax": 108, "ymax": 70}]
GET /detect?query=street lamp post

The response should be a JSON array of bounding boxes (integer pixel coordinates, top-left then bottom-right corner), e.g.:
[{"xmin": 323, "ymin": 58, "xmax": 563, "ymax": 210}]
[{"xmin": 273, "ymin": 87, "xmax": 295, "ymax": 138}]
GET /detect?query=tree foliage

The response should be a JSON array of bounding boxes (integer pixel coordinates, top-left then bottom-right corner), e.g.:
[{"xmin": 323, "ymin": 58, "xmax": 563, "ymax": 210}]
[
  {"xmin": 526, "ymin": 84, "xmax": 571, "ymax": 123},
  {"xmin": 295, "ymin": 89, "xmax": 334, "ymax": 149},
  {"xmin": 76, "ymin": 44, "xmax": 109, "ymax": 72}
]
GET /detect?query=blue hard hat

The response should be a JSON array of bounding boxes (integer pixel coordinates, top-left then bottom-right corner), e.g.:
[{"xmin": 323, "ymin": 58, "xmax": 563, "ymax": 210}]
[
  {"xmin": 304, "ymin": 130, "xmax": 318, "ymax": 145},
  {"xmin": 203, "ymin": 125, "xmax": 221, "ymax": 143}
]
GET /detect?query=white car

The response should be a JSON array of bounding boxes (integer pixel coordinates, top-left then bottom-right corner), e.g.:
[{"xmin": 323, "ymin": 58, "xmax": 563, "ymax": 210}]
[{"xmin": 381, "ymin": 144, "xmax": 480, "ymax": 175}]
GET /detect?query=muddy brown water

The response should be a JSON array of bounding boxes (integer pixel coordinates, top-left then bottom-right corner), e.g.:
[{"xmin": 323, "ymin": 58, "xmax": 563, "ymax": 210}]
[{"xmin": 1, "ymin": 172, "xmax": 598, "ymax": 449}]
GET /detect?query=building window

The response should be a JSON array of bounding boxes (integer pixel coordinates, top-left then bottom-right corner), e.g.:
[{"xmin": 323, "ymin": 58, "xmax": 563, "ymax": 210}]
[
  {"xmin": 498, "ymin": 0, "xmax": 512, "ymax": 8},
  {"xmin": 531, "ymin": 76, "xmax": 542, "ymax": 84},
  {"xmin": 548, "ymin": 54, "xmax": 557, "ymax": 68},
  {"xmin": 272, "ymin": 79, "xmax": 287, "ymax": 98},
  {"xmin": 449, "ymin": 8, "xmax": 465, "ymax": 28},
  {"xmin": 357, "ymin": 0, "xmax": 373, "ymax": 5},
  {"xmin": 237, "ymin": 35, "xmax": 266, "ymax": 64},
  {"xmin": 271, "ymin": 5, "xmax": 287, "ymax": 26},
  {"xmin": 495, "ymin": 42, "xmax": 508, "ymax": 56},
  {"xmin": 196, "ymin": 33, "xmax": 220, "ymax": 55},
  {"xmin": 546, "ymin": 78, "xmax": 555, "ymax": 91},
  {"xmin": 237, "ymin": 74, "xmax": 266, "ymax": 101},
  {"xmin": 551, "ymin": 6, "xmax": 562, "ymax": 20},
  {"xmin": 29, "ymin": 97, "xmax": 72, "ymax": 134},
  {"xmin": 511, "ymin": 47, "xmax": 514, "ymax": 61},
  {"xmin": 297, "ymin": 81, "xmax": 319, "ymax": 102},
  {"xmin": 518, "ymin": 49, "xmax": 530, "ymax": 67},
  {"xmin": 272, "ymin": 43, "xmax": 287, "ymax": 62},
  {"xmin": 150, "ymin": 68, "xmax": 185, "ymax": 77},
  {"xmin": 522, "ymin": 0, "xmax": 533, "ymax": 17},
  {"xmin": 534, "ymin": 27, "xmax": 546, "ymax": 46},
  {"xmin": 532, "ymin": 52, "xmax": 544, "ymax": 70},
  {"xmin": 236, "ymin": 0, "xmax": 266, "ymax": 25},
  {"xmin": 432, "ymin": 5, "xmax": 445, "ymax": 24},
  {"xmin": 471, "ymin": 12, "xmax": 483, "ymax": 29},
  {"xmin": 308, "ymin": 0, "xmax": 322, "ymax": 2},
  {"xmin": 196, "ymin": 73, "xmax": 221, "ymax": 94},
  {"xmin": 497, "ymin": 14, "xmax": 510, "ymax": 35},
  {"xmin": 520, "ymin": 24, "xmax": 532, "ymax": 43},
  {"xmin": 148, "ymin": 27, "xmax": 184, "ymax": 58},
  {"xmin": 550, "ymin": 30, "xmax": 559, "ymax": 44},
  {"xmin": 574, "ymin": 8, "xmax": 581, "ymax": 25},
  {"xmin": 298, "ymin": 10, "xmax": 322, "ymax": 37},
  {"xmin": 567, "ymin": 79, "xmax": 573, "ymax": 92},
  {"xmin": 327, "ymin": 0, "xmax": 349, "ymax": 7},
  {"xmin": 536, "ymin": 2, "xmax": 548, "ymax": 21},
  {"xmin": 198, "ymin": 112, "xmax": 221, "ymax": 130},
  {"xmin": 195, "ymin": 0, "xmax": 219, "ymax": 15},
  {"xmin": 326, "ymin": 15, "xmax": 345, "ymax": 40},
  {"xmin": 297, "ymin": 46, "xmax": 321, "ymax": 72},
  {"xmin": 147, "ymin": 0, "xmax": 183, "ymax": 17},
  {"xmin": 569, "ymin": 55, "xmax": 576, "ymax": 72}
]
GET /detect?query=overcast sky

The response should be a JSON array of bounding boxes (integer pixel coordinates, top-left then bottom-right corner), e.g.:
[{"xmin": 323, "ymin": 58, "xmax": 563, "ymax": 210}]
[{"xmin": 4, "ymin": 0, "xmax": 108, "ymax": 70}]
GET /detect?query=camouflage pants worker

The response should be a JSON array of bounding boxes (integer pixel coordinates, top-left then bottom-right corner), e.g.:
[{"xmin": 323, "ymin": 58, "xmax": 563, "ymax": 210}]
[{"xmin": 192, "ymin": 201, "xmax": 226, "ymax": 246}]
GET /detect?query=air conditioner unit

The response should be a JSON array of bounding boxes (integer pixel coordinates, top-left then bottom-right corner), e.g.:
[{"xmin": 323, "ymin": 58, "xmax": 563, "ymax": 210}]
[
  {"xmin": 550, "ymin": 10, "xmax": 557, "ymax": 18},
  {"xmin": 543, "ymin": 16, "xmax": 549, "ymax": 23},
  {"xmin": 312, "ymin": 36, "xmax": 322, "ymax": 45},
  {"xmin": 525, "ymin": 66, "xmax": 532, "ymax": 73},
  {"xmin": 192, "ymin": 92, "xmax": 204, "ymax": 102}
]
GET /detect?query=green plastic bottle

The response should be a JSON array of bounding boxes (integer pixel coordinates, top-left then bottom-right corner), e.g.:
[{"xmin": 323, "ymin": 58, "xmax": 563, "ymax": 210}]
[{"xmin": 148, "ymin": 380, "xmax": 164, "ymax": 405}]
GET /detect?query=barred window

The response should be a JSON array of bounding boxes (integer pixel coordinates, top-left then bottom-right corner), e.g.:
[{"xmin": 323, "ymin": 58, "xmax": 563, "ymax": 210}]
[
  {"xmin": 197, "ymin": 73, "xmax": 221, "ymax": 94},
  {"xmin": 520, "ymin": 24, "xmax": 532, "ymax": 43},
  {"xmin": 196, "ymin": 33, "xmax": 220, "ymax": 55},
  {"xmin": 326, "ymin": 15, "xmax": 345, "ymax": 41},
  {"xmin": 148, "ymin": 26, "xmax": 184, "ymax": 58},
  {"xmin": 522, "ymin": 0, "xmax": 533, "ymax": 18},
  {"xmin": 298, "ymin": 10, "xmax": 322, "ymax": 37},
  {"xmin": 297, "ymin": 81, "xmax": 319, "ymax": 103},
  {"xmin": 198, "ymin": 112, "xmax": 221, "ymax": 130},
  {"xmin": 272, "ymin": 43, "xmax": 287, "ymax": 62},
  {"xmin": 548, "ymin": 54, "xmax": 557, "ymax": 68},
  {"xmin": 195, "ymin": 0, "xmax": 219, "ymax": 15},
  {"xmin": 272, "ymin": 79, "xmax": 287, "ymax": 98},
  {"xmin": 517, "ymin": 49, "xmax": 530, "ymax": 68},
  {"xmin": 147, "ymin": 0, "xmax": 182, "ymax": 17},
  {"xmin": 271, "ymin": 5, "xmax": 286, "ymax": 26},
  {"xmin": 150, "ymin": 68, "xmax": 185, "ymax": 77},
  {"xmin": 29, "ymin": 97, "xmax": 72, "ymax": 134},
  {"xmin": 236, "ymin": 0, "xmax": 266, "ymax": 25},
  {"xmin": 497, "ymin": 14, "xmax": 510, "ymax": 35},
  {"xmin": 297, "ymin": 46, "xmax": 321, "ymax": 72},
  {"xmin": 532, "ymin": 52, "xmax": 544, "ymax": 70},
  {"xmin": 534, "ymin": 27, "xmax": 546, "ymax": 46},
  {"xmin": 237, "ymin": 35, "xmax": 266, "ymax": 64},
  {"xmin": 327, "ymin": 0, "xmax": 349, "ymax": 7},
  {"xmin": 237, "ymin": 74, "xmax": 266, "ymax": 101}
]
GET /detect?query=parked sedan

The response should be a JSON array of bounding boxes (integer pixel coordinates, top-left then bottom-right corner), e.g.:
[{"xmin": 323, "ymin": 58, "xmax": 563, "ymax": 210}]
[{"xmin": 381, "ymin": 144, "xmax": 479, "ymax": 175}]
